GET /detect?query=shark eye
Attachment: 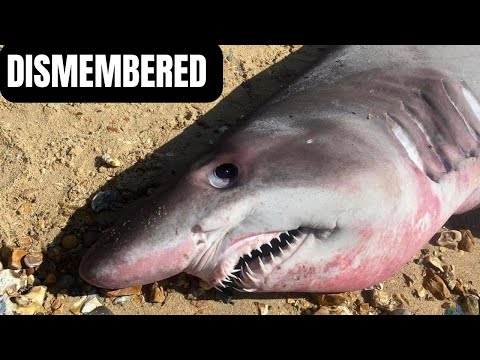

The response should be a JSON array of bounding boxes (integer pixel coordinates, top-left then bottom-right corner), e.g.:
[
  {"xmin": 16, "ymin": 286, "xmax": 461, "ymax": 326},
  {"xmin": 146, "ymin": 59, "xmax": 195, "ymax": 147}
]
[{"xmin": 209, "ymin": 163, "xmax": 238, "ymax": 189}]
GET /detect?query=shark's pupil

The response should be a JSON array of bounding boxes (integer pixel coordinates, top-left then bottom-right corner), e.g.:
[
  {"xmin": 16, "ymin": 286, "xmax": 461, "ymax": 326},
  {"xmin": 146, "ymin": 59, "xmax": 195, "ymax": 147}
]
[{"xmin": 215, "ymin": 163, "xmax": 238, "ymax": 179}]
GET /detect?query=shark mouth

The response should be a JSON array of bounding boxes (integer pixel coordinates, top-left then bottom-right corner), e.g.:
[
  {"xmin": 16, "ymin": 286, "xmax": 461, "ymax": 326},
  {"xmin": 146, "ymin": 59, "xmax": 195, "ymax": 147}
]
[{"xmin": 215, "ymin": 227, "xmax": 333, "ymax": 292}]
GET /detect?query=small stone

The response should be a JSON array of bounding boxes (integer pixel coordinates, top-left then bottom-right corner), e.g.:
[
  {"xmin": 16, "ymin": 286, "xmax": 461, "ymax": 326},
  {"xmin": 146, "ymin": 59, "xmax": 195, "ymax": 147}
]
[
  {"xmin": 329, "ymin": 306, "xmax": 353, "ymax": 315},
  {"xmin": 61, "ymin": 234, "xmax": 80, "ymax": 249},
  {"xmin": 402, "ymin": 273, "xmax": 415, "ymax": 287},
  {"xmin": 358, "ymin": 303, "xmax": 371, "ymax": 315},
  {"xmin": 101, "ymin": 154, "xmax": 122, "ymax": 168},
  {"xmin": 0, "ymin": 262, "xmax": 3, "ymax": 271},
  {"xmin": 440, "ymin": 265, "xmax": 456, "ymax": 290},
  {"xmin": 43, "ymin": 273, "xmax": 57, "ymax": 286},
  {"xmin": 106, "ymin": 285, "xmax": 142, "ymax": 297},
  {"xmin": 369, "ymin": 289, "xmax": 391, "ymax": 310},
  {"xmin": 444, "ymin": 305, "xmax": 464, "ymax": 315},
  {"xmin": 52, "ymin": 304, "xmax": 64, "ymax": 315},
  {"xmin": 423, "ymin": 269, "xmax": 450, "ymax": 300},
  {"xmin": 14, "ymin": 286, "xmax": 47, "ymax": 315},
  {"xmin": 414, "ymin": 286, "xmax": 427, "ymax": 298},
  {"xmin": 468, "ymin": 287, "xmax": 480, "ymax": 298},
  {"xmin": 17, "ymin": 202, "xmax": 33, "ymax": 216},
  {"xmin": 436, "ymin": 230, "xmax": 461, "ymax": 250},
  {"xmin": 51, "ymin": 297, "xmax": 64, "ymax": 311},
  {"xmin": 0, "ymin": 294, "xmax": 16, "ymax": 315},
  {"xmin": 91, "ymin": 191, "xmax": 118, "ymax": 213},
  {"xmin": 8, "ymin": 249, "xmax": 26, "ymax": 270},
  {"xmin": 23, "ymin": 253, "xmax": 43, "ymax": 268},
  {"xmin": 226, "ymin": 49, "xmax": 234, "ymax": 62},
  {"xmin": 461, "ymin": 295, "xmax": 479, "ymax": 315},
  {"xmin": 423, "ymin": 255, "xmax": 444, "ymax": 272},
  {"xmin": 0, "ymin": 270, "xmax": 28, "ymax": 296},
  {"xmin": 257, "ymin": 303, "xmax": 269, "ymax": 315},
  {"xmin": 70, "ymin": 296, "xmax": 87, "ymax": 315},
  {"xmin": 314, "ymin": 306, "xmax": 331, "ymax": 315},
  {"xmin": 315, "ymin": 293, "xmax": 348, "ymax": 306},
  {"xmin": 85, "ymin": 306, "xmax": 114, "ymax": 315},
  {"xmin": 388, "ymin": 309, "xmax": 413, "ymax": 315},
  {"xmin": 149, "ymin": 284, "xmax": 166, "ymax": 304},
  {"xmin": 81, "ymin": 295, "xmax": 102, "ymax": 313},
  {"xmin": 286, "ymin": 298, "xmax": 296, "ymax": 305},
  {"xmin": 454, "ymin": 281, "xmax": 469, "ymax": 297},
  {"xmin": 113, "ymin": 296, "xmax": 131, "ymax": 306},
  {"xmin": 458, "ymin": 230, "xmax": 476, "ymax": 252},
  {"xmin": 27, "ymin": 274, "xmax": 35, "ymax": 286},
  {"xmin": 420, "ymin": 248, "xmax": 430, "ymax": 255}
]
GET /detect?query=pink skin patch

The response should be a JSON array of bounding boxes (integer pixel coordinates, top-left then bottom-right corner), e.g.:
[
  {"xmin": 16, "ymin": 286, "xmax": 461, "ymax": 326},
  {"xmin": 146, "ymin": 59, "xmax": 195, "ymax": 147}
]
[
  {"xmin": 259, "ymin": 160, "xmax": 480, "ymax": 293},
  {"xmin": 81, "ymin": 236, "xmax": 196, "ymax": 289}
]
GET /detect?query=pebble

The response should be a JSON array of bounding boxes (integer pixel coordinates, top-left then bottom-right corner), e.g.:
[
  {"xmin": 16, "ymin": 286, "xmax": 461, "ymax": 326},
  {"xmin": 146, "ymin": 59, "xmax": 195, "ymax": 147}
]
[
  {"xmin": 113, "ymin": 296, "xmax": 131, "ymax": 306},
  {"xmin": 70, "ymin": 296, "xmax": 87, "ymax": 315},
  {"xmin": 8, "ymin": 249, "xmax": 26, "ymax": 270},
  {"xmin": 369, "ymin": 289, "xmax": 391, "ymax": 310},
  {"xmin": 257, "ymin": 303, "xmax": 269, "ymax": 315},
  {"xmin": 331, "ymin": 306, "xmax": 353, "ymax": 315},
  {"xmin": 402, "ymin": 273, "xmax": 414, "ymax": 287},
  {"xmin": 61, "ymin": 234, "xmax": 80, "ymax": 249},
  {"xmin": 415, "ymin": 286, "xmax": 427, "ymax": 299},
  {"xmin": 0, "ymin": 295, "xmax": 7, "ymax": 315},
  {"xmin": 81, "ymin": 295, "xmax": 103, "ymax": 313},
  {"xmin": 85, "ymin": 306, "xmax": 114, "ymax": 315},
  {"xmin": 14, "ymin": 286, "xmax": 47, "ymax": 315},
  {"xmin": 315, "ymin": 293, "xmax": 349, "ymax": 306},
  {"xmin": 458, "ymin": 230, "xmax": 476, "ymax": 252},
  {"xmin": 436, "ymin": 230, "xmax": 461, "ymax": 250},
  {"xmin": 27, "ymin": 274, "xmax": 35, "ymax": 286},
  {"xmin": 0, "ymin": 261, "xmax": 3, "ymax": 271},
  {"xmin": 106, "ymin": 285, "xmax": 142, "ymax": 297},
  {"xmin": 461, "ymin": 295, "xmax": 479, "ymax": 315},
  {"xmin": 444, "ymin": 305, "xmax": 464, "ymax": 315},
  {"xmin": 101, "ymin": 154, "xmax": 122, "ymax": 168},
  {"xmin": 91, "ymin": 191, "xmax": 118, "ymax": 213},
  {"xmin": 423, "ymin": 269, "xmax": 450, "ymax": 300},
  {"xmin": 423, "ymin": 255, "xmax": 444, "ymax": 272},
  {"xmin": 0, "ymin": 294, "xmax": 16, "ymax": 315},
  {"xmin": 440, "ymin": 265, "xmax": 456, "ymax": 291},
  {"xmin": 454, "ymin": 281, "xmax": 468, "ymax": 297},
  {"xmin": 149, "ymin": 284, "xmax": 166, "ymax": 304},
  {"xmin": 23, "ymin": 253, "xmax": 43, "ymax": 268},
  {"xmin": 358, "ymin": 303, "xmax": 371, "ymax": 315},
  {"xmin": 51, "ymin": 297, "xmax": 64, "ymax": 311},
  {"xmin": 0, "ymin": 269, "xmax": 27, "ymax": 296},
  {"xmin": 226, "ymin": 49, "xmax": 234, "ymax": 62},
  {"xmin": 17, "ymin": 202, "xmax": 33, "ymax": 216}
]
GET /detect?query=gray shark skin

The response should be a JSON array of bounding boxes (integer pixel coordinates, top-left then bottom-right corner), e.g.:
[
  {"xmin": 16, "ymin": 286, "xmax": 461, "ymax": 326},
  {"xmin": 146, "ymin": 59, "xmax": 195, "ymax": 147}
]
[{"xmin": 80, "ymin": 46, "xmax": 480, "ymax": 293}]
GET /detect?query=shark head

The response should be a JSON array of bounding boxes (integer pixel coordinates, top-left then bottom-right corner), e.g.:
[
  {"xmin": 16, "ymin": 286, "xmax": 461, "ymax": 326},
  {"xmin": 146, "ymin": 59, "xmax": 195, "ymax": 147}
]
[{"xmin": 80, "ymin": 115, "xmax": 437, "ymax": 293}]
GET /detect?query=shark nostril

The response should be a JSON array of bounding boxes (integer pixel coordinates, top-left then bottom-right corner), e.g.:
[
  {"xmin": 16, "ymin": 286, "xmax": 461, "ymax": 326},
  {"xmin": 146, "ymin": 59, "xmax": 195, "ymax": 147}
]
[{"xmin": 191, "ymin": 225, "xmax": 203, "ymax": 233}]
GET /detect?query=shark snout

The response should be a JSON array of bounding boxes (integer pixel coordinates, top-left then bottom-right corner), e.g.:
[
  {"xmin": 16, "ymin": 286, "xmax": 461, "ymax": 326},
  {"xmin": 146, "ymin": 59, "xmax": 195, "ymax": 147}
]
[
  {"xmin": 79, "ymin": 236, "xmax": 195, "ymax": 289},
  {"xmin": 79, "ymin": 195, "xmax": 198, "ymax": 289}
]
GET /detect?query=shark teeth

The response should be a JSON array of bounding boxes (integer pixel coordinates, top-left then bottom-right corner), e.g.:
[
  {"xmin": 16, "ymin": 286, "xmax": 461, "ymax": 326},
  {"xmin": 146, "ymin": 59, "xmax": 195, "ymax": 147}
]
[{"xmin": 215, "ymin": 228, "xmax": 309, "ymax": 292}]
